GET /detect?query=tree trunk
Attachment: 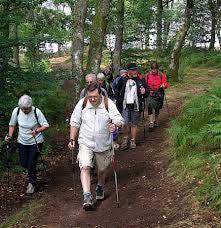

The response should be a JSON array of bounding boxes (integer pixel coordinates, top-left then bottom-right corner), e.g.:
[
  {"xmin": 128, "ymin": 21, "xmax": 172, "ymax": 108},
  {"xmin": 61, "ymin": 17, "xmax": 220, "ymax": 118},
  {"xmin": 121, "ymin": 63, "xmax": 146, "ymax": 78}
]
[
  {"xmin": 169, "ymin": 0, "xmax": 194, "ymax": 81},
  {"xmin": 71, "ymin": 0, "xmax": 88, "ymax": 97},
  {"xmin": 145, "ymin": 25, "xmax": 150, "ymax": 49},
  {"xmin": 113, "ymin": 0, "xmax": 125, "ymax": 77},
  {"xmin": 208, "ymin": 0, "xmax": 217, "ymax": 50},
  {"xmin": 86, "ymin": 0, "xmax": 112, "ymax": 74},
  {"xmin": 12, "ymin": 23, "xmax": 20, "ymax": 67},
  {"xmin": 0, "ymin": 2, "xmax": 10, "ymax": 73},
  {"xmin": 217, "ymin": 30, "xmax": 221, "ymax": 48},
  {"xmin": 156, "ymin": 0, "xmax": 163, "ymax": 50},
  {"xmin": 58, "ymin": 43, "xmax": 62, "ymax": 57}
]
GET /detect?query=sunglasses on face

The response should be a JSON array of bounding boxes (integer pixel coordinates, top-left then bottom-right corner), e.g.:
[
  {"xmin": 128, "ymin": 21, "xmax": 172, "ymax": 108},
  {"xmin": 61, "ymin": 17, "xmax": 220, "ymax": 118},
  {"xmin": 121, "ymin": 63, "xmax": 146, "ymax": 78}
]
[{"xmin": 86, "ymin": 81, "xmax": 93, "ymax": 84}]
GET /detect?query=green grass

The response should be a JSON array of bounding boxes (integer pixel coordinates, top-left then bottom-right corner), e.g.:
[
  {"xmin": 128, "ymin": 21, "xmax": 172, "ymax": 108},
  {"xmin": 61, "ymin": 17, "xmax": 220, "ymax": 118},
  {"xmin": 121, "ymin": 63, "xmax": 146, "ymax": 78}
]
[
  {"xmin": 168, "ymin": 78, "xmax": 221, "ymax": 212},
  {"xmin": 0, "ymin": 200, "xmax": 43, "ymax": 228}
]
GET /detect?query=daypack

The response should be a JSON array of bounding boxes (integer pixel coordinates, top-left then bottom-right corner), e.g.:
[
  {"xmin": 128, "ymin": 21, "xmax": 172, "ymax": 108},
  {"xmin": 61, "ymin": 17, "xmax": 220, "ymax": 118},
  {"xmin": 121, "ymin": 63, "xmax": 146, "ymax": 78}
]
[{"xmin": 16, "ymin": 107, "xmax": 40, "ymax": 126}]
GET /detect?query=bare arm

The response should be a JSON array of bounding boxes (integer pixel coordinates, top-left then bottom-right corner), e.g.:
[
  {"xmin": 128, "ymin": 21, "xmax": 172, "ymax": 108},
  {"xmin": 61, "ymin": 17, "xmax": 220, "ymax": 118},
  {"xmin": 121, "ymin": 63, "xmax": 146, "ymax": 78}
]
[
  {"xmin": 8, "ymin": 126, "xmax": 15, "ymax": 137},
  {"xmin": 70, "ymin": 126, "xmax": 79, "ymax": 141}
]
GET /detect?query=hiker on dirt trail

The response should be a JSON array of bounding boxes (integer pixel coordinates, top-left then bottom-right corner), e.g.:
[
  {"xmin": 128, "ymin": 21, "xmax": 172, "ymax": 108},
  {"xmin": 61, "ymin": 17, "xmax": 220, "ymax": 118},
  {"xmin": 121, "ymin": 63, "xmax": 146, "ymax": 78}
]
[
  {"xmin": 97, "ymin": 72, "xmax": 115, "ymax": 100},
  {"xmin": 80, "ymin": 73, "xmax": 108, "ymax": 99},
  {"xmin": 144, "ymin": 61, "xmax": 170, "ymax": 130},
  {"xmin": 80, "ymin": 73, "xmax": 109, "ymax": 183},
  {"xmin": 5, "ymin": 95, "xmax": 49, "ymax": 195},
  {"xmin": 115, "ymin": 63, "xmax": 148, "ymax": 150},
  {"xmin": 68, "ymin": 82, "xmax": 124, "ymax": 210},
  {"xmin": 112, "ymin": 69, "xmax": 128, "ymax": 94}
]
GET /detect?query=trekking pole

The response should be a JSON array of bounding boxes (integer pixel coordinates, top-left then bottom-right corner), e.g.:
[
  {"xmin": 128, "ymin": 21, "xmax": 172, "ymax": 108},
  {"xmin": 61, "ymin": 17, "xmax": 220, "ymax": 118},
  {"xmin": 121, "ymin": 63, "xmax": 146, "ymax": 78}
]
[
  {"xmin": 32, "ymin": 133, "xmax": 47, "ymax": 177},
  {"xmin": 70, "ymin": 139, "xmax": 77, "ymax": 197},
  {"xmin": 6, "ymin": 143, "xmax": 10, "ymax": 188},
  {"xmin": 111, "ymin": 133, "xmax": 120, "ymax": 208},
  {"xmin": 142, "ymin": 97, "xmax": 146, "ymax": 138},
  {"xmin": 164, "ymin": 92, "xmax": 170, "ymax": 116}
]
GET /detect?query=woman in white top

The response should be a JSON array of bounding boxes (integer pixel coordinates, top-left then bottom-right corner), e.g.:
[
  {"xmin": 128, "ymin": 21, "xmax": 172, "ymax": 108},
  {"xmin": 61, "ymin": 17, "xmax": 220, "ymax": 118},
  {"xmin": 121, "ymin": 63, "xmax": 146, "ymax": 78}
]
[{"xmin": 5, "ymin": 95, "xmax": 49, "ymax": 194}]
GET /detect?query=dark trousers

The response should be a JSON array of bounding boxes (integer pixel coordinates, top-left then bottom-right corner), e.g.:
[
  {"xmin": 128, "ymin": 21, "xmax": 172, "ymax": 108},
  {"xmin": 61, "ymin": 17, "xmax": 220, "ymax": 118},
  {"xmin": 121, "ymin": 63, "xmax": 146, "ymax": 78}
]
[
  {"xmin": 148, "ymin": 107, "xmax": 160, "ymax": 115},
  {"xmin": 17, "ymin": 143, "xmax": 43, "ymax": 185}
]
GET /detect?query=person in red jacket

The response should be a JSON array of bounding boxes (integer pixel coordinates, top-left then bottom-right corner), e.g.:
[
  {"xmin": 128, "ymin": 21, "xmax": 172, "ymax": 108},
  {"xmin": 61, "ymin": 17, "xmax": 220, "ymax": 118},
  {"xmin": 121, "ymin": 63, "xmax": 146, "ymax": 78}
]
[{"xmin": 145, "ymin": 62, "xmax": 169, "ymax": 129}]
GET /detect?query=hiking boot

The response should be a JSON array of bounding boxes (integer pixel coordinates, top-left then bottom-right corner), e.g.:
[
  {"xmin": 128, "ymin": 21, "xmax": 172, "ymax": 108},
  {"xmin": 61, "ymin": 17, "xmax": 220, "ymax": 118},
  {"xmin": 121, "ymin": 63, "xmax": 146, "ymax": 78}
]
[
  {"xmin": 96, "ymin": 185, "xmax": 105, "ymax": 200},
  {"xmin": 148, "ymin": 122, "xmax": 154, "ymax": 130},
  {"xmin": 121, "ymin": 137, "xmax": 129, "ymax": 150},
  {"xmin": 26, "ymin": 183, "xmax": 34, "ymax": 195},
  {"xmin": 154, "ymin": 121, "xmax": 159, "ymax": 128},
  {"xmin": 130, "ymin": 140, "xmax": 136, "ymax": 149},
  {"xmin": 83, "ymin": 192, "xmax": 93, "ymax": 210}
]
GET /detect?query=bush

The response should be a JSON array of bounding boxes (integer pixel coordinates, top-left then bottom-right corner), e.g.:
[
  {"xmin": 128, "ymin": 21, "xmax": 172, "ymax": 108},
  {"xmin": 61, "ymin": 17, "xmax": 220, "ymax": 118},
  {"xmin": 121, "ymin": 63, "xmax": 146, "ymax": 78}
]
[
  {"xmin": 169, "ymin": 79, "xmax": 221, "ymax": 211},
  {"xmin": 0, "ymin": 64, "xmax": 68, "ymax": 173}
]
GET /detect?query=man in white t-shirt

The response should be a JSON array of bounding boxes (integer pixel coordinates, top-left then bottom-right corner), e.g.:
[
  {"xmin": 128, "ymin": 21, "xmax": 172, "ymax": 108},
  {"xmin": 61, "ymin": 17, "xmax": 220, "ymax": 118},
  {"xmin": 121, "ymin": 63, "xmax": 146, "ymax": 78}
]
[{"xmin": 5, "ymin": 95, "xmax": 49, "ymax": 194}]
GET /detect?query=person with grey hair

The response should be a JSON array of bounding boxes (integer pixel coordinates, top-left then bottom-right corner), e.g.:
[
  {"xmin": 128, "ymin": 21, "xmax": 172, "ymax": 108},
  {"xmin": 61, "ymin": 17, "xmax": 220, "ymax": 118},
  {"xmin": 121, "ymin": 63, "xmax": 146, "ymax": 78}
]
[
  {"xmin": 97, "ymin": 72, "xmax": 114, "ymax": 99},
  {"xmin": 5, "ymin": 94, "xmax": 49, "ymax": 194},
  {"xmin": 80, "ymin": 73, "xmax": 108, "ymax": 99},
  {"xmin": 79, "ymin": 73, "xmax": 97, "ymax": 99}
]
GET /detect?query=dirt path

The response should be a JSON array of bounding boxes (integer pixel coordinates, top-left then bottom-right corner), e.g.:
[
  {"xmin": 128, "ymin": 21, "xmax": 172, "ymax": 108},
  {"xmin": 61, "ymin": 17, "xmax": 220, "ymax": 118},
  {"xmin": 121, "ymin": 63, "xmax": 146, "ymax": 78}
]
[{"xmin": 1, "ymin": 68, "xmax": 221, "ymax": 227}]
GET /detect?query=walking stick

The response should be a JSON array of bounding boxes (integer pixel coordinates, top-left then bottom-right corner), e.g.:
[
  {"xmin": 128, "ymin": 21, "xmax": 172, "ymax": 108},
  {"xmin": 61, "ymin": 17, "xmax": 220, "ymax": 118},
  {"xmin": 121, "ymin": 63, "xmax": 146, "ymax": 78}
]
[
  {"xmin": 111, "ymin": 133, "xmax": 120, "ymax": 208},
  {"xmin": 70, "ymin": 139, "xmax": 77, "ymax": 197},
  {"xmin": 6, "ymin": 143, "xmax": 10, "ymax": 188},
  {"xmin": 164, "ymin": 92, "xmax": 170, "ymax": 116},
  {"xmin": 32, "ymin": 134, "xmax": 47, "ymax": 177},
  {"xmin": 142, "ymin": 97, "xmax": 146, "ymax": 138}
]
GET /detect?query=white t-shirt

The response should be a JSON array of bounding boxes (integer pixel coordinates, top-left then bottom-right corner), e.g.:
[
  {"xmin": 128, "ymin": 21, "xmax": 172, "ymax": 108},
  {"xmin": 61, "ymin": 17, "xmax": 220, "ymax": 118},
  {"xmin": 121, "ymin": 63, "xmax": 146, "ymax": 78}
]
[
  {"xmin": 125, "ymin": 79, "xmax": 137, "ymax": 104},
  {"xmin": 9, "ymin": 106, "xmax": 49, "ymax": 145}
]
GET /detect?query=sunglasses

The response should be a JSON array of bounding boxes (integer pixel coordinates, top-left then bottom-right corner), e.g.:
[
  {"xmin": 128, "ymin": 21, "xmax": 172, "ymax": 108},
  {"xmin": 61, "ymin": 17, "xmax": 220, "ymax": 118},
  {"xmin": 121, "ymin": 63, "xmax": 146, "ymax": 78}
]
[{"xmin": 86, "ymin": 81, "xmax": 93, "ymax": 84}]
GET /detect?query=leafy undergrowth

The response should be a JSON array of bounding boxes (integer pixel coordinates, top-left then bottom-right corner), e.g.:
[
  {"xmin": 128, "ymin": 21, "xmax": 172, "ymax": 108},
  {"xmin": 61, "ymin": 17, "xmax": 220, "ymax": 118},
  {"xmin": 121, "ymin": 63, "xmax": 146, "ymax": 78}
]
[
  {"xmin": 169, "ymin": 77, "xmax": 221, "ymax": 212},
  {"xmin": 0, "ymin": 200, "xmax": 43, "ymax": 228}
]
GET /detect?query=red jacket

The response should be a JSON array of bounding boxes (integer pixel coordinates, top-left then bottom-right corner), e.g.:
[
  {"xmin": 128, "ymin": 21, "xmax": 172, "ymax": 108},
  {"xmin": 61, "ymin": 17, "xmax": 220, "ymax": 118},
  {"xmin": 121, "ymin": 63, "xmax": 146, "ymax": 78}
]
[{"xmin": 145, "ymin": 71, "xmax": 169, "ymax": 95}]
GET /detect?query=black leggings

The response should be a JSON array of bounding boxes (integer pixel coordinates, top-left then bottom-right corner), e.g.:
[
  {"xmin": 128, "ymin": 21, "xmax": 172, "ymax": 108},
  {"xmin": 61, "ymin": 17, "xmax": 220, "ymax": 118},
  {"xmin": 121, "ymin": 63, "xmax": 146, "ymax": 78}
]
[
  {"xmin": 148, "ymin": 107, "xmax": 160, "ymax": 115},
  {"xmin": 18, "ymin": 143, "xmax": 43, "ymax": 185}
]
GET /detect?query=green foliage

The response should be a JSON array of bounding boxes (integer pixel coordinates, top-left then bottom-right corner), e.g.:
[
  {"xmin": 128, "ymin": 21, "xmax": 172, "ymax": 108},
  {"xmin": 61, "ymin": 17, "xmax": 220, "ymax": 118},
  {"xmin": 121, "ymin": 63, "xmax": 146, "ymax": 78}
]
[
  {"xmin": 169, "ymin": 79, "xmax": 221, "ymax": 211},
  {"xmin": 0, "ymin": 62, "xmax": 68, "ymax": 173},
  {"xmin": 181, "ymin": 49, "xmax": 221, "ymax": 69}
]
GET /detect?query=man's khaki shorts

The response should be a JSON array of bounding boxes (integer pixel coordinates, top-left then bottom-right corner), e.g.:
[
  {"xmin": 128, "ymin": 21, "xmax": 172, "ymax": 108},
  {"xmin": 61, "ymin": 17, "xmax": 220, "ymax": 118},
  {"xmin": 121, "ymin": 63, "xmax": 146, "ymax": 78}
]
[{"xmin": 77, "ymin": 144, "xmax": 113, "ymax": 172}]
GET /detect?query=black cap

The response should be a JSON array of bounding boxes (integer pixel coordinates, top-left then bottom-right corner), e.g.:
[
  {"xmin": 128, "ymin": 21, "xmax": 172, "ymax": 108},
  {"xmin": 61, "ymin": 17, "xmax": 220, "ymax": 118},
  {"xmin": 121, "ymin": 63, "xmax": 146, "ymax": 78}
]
[{"xmin": 126, "ymin": 63, "xmax": 138, "ymax": 70}]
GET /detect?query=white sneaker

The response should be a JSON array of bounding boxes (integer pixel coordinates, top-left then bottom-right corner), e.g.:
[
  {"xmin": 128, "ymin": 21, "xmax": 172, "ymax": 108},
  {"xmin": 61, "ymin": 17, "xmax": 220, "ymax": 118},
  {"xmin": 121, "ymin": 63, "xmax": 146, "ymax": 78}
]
[{"xmin": 26, "ymin": 183, "xmax": 34, "ymax": 194}]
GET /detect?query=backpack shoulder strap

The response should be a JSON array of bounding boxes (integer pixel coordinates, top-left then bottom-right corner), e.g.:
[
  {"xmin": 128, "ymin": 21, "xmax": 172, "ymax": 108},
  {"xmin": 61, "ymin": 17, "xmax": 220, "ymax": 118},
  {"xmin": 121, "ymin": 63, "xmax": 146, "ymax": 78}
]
[
  {"xmin": 82, "ymin": 97, "xmax": 88, "ymax": 110},
  {"xmin": 16, "ymin": 107, "xmax": 20, "ymax": 126},
  {"xmin": 34, "ymin": 107, "xmax": 40, "ymax": 126},
  {"xmin": 82, "ymin": 96, "xmax": 109, "ymax": 112},
  {"xmin": 104, "ymin": 96, "xmax": 109, "ymax": 112},
  {"xmin": 17, "ymin": 107, "xmax": 20, "ymax": 116}
]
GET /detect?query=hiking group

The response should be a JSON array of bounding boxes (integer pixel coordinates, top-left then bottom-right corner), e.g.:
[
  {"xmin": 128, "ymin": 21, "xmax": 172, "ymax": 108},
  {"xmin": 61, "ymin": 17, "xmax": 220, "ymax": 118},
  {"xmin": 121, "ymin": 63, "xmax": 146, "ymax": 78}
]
[{"xmin": 5, "ymin": 61, "xmax": 169, "ymax": 210}]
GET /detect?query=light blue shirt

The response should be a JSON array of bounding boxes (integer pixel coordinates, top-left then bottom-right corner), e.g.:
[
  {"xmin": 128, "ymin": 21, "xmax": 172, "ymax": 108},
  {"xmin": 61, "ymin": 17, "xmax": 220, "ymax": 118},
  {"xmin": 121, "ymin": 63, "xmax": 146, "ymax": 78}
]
[{"xmin": 9, "ymin": 106, "xmax": 49, "ymax": 145}]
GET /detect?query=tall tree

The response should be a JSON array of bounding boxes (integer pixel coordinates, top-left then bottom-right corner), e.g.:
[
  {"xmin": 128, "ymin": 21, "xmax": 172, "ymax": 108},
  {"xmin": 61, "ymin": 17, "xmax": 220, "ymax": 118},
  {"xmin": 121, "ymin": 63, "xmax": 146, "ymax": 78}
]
[
  {"xmin": 71, "ymin": 0, "xmax": 88, "ymax": 96},
  {"xmin": 162, "ymin": 0, "xmax": 174, "ymax": 48},
  {"xmin": 208, "ymin": 0, "xmax": 217, "ymax": 50},
  {"xmin": 113, "ymin": 0, "xmax": 125, "ymax": 77},
  {"xmin": 169, "ymin": 0, "xmax": 194, "ymax": 81},
  {"xmin": 156, "ymin": 0, "xmax": 163, "ymax": 50},
  {"xmin": 12, "ymin": 23, "xmax": 20, "ymax": 67},
  {"xmin": 87, "ymin": 0, "xmax": 112, "ymax": 74},
  {"xmin": 0, "ymin": 1, "xmax": 10, "ymax": 72}
]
